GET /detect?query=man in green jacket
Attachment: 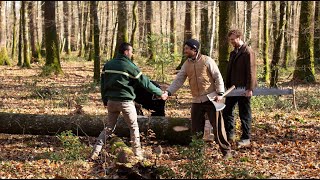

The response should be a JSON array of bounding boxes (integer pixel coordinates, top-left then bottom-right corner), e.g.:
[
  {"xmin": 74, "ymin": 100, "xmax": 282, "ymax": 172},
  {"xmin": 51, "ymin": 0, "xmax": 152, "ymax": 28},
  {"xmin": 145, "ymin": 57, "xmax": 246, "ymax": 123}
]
[{"xmin": 89, "ymin": 42, "xmax": 168, "ymax": 160}]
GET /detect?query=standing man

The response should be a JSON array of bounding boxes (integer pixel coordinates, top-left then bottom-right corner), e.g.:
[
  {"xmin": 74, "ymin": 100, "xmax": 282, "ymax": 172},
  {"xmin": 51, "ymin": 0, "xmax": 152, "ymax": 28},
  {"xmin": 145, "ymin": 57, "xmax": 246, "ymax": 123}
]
[
  {"xmin": 223, "ymin": 29, "xmax": 257, "ymax": 148},
  {"xmin": 89, "ymin": 42, "xmax": 168, "ymax": 161},
  {"xmin": 164, "ymin": 39, "xmax": 232, "ymax": 159}
]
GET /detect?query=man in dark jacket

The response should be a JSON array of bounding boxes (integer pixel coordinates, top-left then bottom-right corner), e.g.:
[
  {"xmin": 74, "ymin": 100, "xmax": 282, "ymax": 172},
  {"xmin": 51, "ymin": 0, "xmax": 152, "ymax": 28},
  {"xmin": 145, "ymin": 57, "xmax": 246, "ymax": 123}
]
[
  {"xmin": 89, "ymin": 42, "xmax": 168, "ymax": 160},
  {"xmin": 223, "ymin": 29, "xmax": 257, "ymax": 148}
]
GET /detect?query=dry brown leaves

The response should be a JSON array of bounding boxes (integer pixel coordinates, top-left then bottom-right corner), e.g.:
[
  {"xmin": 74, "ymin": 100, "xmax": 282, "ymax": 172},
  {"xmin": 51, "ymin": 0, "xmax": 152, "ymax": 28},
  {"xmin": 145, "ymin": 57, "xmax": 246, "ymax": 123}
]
[{"xmin": 0, "ymin": 60, "xmax": 319, "ymax": 179}]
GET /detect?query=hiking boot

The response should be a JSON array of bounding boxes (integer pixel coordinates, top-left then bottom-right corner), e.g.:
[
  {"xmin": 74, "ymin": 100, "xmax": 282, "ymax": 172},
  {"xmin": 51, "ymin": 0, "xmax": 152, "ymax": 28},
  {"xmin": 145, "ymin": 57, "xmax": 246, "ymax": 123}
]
[
  {"xmin": 87, "ymin": 151, "xmax": 99, "ymax": 162},
  {"xmin": 237, "ymin": 139, "xmax": 251, "ymax": 148},
  {"xmin": 222, "ymin": 152, "xmax": 232, "ymax": 160}
]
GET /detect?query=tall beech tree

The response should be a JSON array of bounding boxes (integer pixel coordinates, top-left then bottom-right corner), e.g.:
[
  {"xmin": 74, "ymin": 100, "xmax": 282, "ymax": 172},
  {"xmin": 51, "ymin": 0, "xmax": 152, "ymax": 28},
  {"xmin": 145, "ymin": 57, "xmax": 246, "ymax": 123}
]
[
  {"xmin": 293, "ymin": 1, "xmax": 316, "ymax": 83},
  {"xmin": 42, "ymin": 1, "xmax": 62, "ymax": 76}
]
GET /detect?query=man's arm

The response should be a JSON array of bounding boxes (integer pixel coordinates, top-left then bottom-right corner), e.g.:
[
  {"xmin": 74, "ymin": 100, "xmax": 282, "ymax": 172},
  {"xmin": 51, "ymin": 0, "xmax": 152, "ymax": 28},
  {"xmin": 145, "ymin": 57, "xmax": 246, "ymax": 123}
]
[{"xmin": 165, "ymin": 62, "xmax": 188, "ymax": 96}]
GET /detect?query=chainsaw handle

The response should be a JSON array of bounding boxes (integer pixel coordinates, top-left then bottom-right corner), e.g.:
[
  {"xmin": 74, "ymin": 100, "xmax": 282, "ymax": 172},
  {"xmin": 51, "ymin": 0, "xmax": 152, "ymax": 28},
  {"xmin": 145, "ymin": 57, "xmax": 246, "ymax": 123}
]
[{"xmin": 222, "ymin": 85, "xmax": 236, "ymax": 98}]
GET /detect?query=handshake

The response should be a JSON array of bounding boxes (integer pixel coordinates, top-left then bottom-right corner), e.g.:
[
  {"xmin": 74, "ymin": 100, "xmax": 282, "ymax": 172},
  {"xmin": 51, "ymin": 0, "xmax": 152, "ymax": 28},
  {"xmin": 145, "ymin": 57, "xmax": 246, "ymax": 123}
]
[{"xmin": 152, "ymin": 91, "xmax": 170, "ymax": 101}]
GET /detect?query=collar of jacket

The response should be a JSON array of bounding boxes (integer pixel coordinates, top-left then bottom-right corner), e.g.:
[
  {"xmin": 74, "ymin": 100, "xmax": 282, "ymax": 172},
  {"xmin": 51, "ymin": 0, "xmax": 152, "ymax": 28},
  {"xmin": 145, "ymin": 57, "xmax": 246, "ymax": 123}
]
[
  {"xmin": 116, "ymin": 54, "xmax": 132, "ymax": 61},
  {"xmin": 188, "ymin": 53, "xmax": 202, "ymax": 62}
]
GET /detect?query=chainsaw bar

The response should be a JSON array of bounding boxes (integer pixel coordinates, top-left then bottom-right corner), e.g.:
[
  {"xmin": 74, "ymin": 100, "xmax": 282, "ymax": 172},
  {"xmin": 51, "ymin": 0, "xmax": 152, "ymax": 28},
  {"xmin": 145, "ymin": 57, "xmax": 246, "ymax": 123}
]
[{"xmin": 225, "ymin": 87, "xmax": 294, "ymax": 96}]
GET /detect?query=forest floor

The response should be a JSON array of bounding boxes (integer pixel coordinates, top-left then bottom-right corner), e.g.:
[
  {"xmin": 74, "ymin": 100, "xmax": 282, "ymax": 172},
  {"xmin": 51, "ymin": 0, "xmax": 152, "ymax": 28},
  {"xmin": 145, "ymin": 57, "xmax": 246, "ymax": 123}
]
[{"xmin": 0, "ymin": 55, "xmax": 319, "ymax": 179}]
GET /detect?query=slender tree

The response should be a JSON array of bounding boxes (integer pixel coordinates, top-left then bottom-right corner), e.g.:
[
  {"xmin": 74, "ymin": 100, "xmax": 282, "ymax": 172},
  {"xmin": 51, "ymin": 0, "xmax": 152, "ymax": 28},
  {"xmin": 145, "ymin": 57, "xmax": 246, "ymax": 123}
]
[
  {"xmin": 22, "ymin": 1, "xmax": 31, "ymax": 68},
  {"xmin": 257, "ymin": 1, "xmax": 262, "ymax": 51},
  {"xmin": 209, "ymin": 1, "xmax": 217, "ymax": 57},
  {"xmin": 170, "ymin": 1, "xmax": 177, "ymax": 59},
  {"xmin": 293, "ymin": 1, "xmax": 315, "ymax": 83},
  {"xmin": 245, "ymin": 1, "xmax": 252, "ymax": 46},
  {"xmin": 42, "ymin": 1, "xmax": 62, "ymax": 75},
  {"xmin": 0, "ymin": 1, "xmax": 10, "ymax": 65},
  {"xmin": 103, "ymin": 1, "xmax": 110, "ymax": 55},
  {"xmin": 218, "ymin": 1, "xmax": 236, "ymax": 80},
  {"xmin": 130, "ymin": 1, "xmax": 138, "ymax": 49},
  {"xmin": 11, "ymin": 1, "xmax": 17, "ymax": 60},
  {"xmin": 70, "ymin": 1, "xmax": 77, "ymax": 51},
  {"xmin": 90, "ymin": 1, "xmax": 100, "ymax": 83},
  {"xmin": 270, "ymin": 1, "xmax": 286, "ymax": 87},
  {"xmin": 176, "ymin": 1, "xmax": 193, "ymax": 70},
  {"xmin": 63, "ymin": 1, "xmax": 71, "ymax": 54},
  {"xmin": 282, "ymin": 1, "xmax": 291, "ymax": 69},
  {"xmin": 17, "ymin": 5, "xmax": 22, "ymax": 66},
  {"xmin": 28, "ymin": 1, "xmax": 40, "ymax": 63},
  {"xmin": 77, "ymin": 1, "xmax": 84, "ymax": 57},
  {"xmin": 138, "ymin": 1, "xmax": 144, "ymax": 50},
  {"xmin": 200, "ymin": 1, "xmax": 209, "ymax": 55},
  {"xmin": 114, "ymin": 1, "xmax": 128, "ymax": 58},
  {"xmin": 263, "ymin": 1, "xmax": 270, "ymax": 84},
  {"xmin": 145, "ymin": 1, "xmax": 155, "ymax": 61},
  {"xmin": 314, "ymin": 1, "xmax": 320, "ymax": 63}
]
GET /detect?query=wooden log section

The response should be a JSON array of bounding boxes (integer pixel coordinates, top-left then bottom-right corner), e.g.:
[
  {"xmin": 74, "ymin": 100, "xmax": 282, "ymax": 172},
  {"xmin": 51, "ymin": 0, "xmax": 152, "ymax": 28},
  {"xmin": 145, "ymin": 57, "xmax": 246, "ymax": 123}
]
[{"xmin": 0, "ymin": 112, "xmax": 192, "ymax": 144}]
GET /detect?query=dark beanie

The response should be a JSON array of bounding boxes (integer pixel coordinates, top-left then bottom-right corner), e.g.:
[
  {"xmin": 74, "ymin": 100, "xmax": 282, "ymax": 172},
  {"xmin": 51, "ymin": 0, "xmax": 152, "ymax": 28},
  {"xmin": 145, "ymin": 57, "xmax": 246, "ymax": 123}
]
[{"xmin": 185, "ymin": 39, "xmax": 200, "ymax": 51}]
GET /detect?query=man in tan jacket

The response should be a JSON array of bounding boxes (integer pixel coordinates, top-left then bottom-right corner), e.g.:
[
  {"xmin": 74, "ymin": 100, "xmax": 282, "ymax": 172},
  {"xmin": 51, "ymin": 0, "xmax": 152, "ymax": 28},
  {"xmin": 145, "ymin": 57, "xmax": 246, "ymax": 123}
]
[{"xmin": 164, "ymin": 39, "xmax": 232, "ymax": 159}]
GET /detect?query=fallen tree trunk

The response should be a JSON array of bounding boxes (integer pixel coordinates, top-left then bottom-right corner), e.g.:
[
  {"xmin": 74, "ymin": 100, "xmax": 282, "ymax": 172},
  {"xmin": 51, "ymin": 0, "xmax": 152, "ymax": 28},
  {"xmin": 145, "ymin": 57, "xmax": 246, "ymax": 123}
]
[{"xmin": 0, "ymin": 112, "xmax": 191, "ymax": 144}]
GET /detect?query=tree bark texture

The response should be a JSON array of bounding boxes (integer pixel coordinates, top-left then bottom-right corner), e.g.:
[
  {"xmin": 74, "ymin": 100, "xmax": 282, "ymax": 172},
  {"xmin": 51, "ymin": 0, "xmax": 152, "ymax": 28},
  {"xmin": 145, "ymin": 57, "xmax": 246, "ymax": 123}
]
[
  {"xmin": 43, "ymin": 1, "xmax": 62, "ymax": 75},
  {"xmin": 263, "ymin": 1, "xmax": 270, "ymax": 85},
  {"xmin": 91, "ymin": 1, "xmax": 100, "ymax": 83},
  {"xmin": 293, "ymin": 1, "xmax": 315, "ymax": 83},
  {"xmin": 0, "ymin": 1, "xmax": 11, "ymax": 65},
  {"xmin": 218, "ymin": 1, "xmax": 236, "ymax": 81},
  {"xmin": 114, "ymin": 1, "xmax": 128, "ymax": 58},
  {"xmin": 176, "ymin": 1, "xmax": 192, "ymax": 70},
  {"xmin": 22, "ymin": 1, "xmax": 31, "ymax": 68},
  {"xmin": 0, "ymin": 113, "xmax": 192, "ymax": 145}
]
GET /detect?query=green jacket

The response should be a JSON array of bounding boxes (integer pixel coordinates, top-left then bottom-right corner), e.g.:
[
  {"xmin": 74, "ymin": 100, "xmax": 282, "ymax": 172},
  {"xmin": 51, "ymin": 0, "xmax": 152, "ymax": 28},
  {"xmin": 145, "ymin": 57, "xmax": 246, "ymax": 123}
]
[{"xmin": 101, "ymin": 54, "xmax": 163, "ymax": 103}]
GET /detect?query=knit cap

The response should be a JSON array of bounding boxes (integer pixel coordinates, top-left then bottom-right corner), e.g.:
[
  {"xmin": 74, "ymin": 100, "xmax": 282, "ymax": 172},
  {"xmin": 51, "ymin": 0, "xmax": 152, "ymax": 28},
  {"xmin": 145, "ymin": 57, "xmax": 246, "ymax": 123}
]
[{"xmin": 185, "ymin": 39, "xmax": 200, "ymax": 51}]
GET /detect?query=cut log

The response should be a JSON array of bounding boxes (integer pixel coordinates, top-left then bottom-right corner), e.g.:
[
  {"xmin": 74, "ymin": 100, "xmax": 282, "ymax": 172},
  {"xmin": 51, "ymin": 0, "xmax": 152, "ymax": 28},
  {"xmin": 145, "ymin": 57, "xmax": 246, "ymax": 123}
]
[{"xmin": 0, "ymin": 112, "xmax": 191, "ymax": 144}]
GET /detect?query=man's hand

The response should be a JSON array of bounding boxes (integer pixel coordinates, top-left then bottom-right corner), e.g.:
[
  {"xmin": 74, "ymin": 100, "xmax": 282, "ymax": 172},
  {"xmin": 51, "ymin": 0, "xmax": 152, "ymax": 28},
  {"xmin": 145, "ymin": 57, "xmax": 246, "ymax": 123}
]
[
  {"xmin": 245, "ymin": 90, "xmax": 253, "ymax": 97},
  {"xmin": 214, "ymin": 95, "xmax": 223, "ymax": 102},
  {"xmin": 161, "ymin": 91, "xmax": 169, "ymax": 100}
]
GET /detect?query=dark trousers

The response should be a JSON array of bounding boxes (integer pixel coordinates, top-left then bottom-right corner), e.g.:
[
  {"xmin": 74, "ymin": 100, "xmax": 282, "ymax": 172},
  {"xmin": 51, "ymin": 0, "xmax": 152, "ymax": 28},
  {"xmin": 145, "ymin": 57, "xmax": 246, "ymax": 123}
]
[
  {"xmin": 223, "ymin": 96, "xmax": 252, "ymax": 140},
  {"xmin": 191, "ymin": 101, "xmax": 231, "ymax": 155}
]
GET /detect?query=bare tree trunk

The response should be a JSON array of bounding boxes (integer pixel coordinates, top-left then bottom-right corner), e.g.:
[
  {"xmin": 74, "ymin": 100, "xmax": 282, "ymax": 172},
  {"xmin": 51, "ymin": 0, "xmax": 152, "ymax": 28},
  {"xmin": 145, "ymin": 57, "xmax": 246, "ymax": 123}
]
[
  {"xmin": 293, "ymin": 1, "xmax": 315, "ymax": 83},
  {"xmin": 218, "ymin": 1, "xmax": 236, "ymax": 81},
  {"xmin": 28, "ymin": 1, "xmax": 39, "ymax": 63},
  {"xmin": 282, "ymin": 1, "xmax": 291, "ymax": 69},
  {"xmin": 263, "ymin": 1, "xmax": 270, "ymax": 85},
  {"xmin": 0, "ymin": 1, "xmax": 10, "ymax": 65},
  {"xmin": 209, "ymin": 1, "xmax": 217, "ymax": 57},
  {"xmin": 70, "ymin": 1, "xmax": 77, "ymax": 51},
  {"xmin": 138, "ymin": 1, "xmax": 144, "ymax": 50},
  {"xmin": 91, "ymin": 1, "xmax": 100, "ymax": 83},
  {"xmin": 114, "ymin": 1, "xmax": 128, "ymax": 58},
  {"xmin": 270, "ymin": 1, "xmax": 286, "ymax": 87},
  {"xmin": 77, "ymin": 1, "xmax": 84, "ymax": 57},
  {"xmin": 63, "ymin": 1, "xmax": 71, "ymax": 54},
  {"xmin": 200, "ymin": 1, "xmax": 209, "ymax": 55},
  {"xmin": 130, "ymin": 1, "xmax": 138, "ymax": 49},
  {"xmin": 42, "ymin": 1, "xmax": 63, "ymax": 76},
  {"xmin": 170, "ymin": 1, "xmax": 177, "ymax": 58},
  {"xmin": 22, "ymin": 1, "xmax": 31, "ymax": 68},
  {"xmin": 11, "ymin": 1, "xmax": 17, "ymax": 60},
  {"xmin": 314, "ymin": 1, "xmax": 320, "ymax": 64},
  {"xmin": 103, "ymin": 1, "xmax": 110, "ymax": 55},
  {"xmin": 17, "ymin": 6, "xmax": 22, "ymax": 66},
  {"xmin": 257, "ymin": 1, "xmax": 262, "ymax": 51},
  {"xmin": 176, "ymin": 1, "xmax": 192, "ymax": 70},
  {"xmin": 245, "ymin": 1, "xmax": 252, "ymax": 46},
  {"xmin": 145, "ymin": 1, "xmax": 155, "ymax": 61}
]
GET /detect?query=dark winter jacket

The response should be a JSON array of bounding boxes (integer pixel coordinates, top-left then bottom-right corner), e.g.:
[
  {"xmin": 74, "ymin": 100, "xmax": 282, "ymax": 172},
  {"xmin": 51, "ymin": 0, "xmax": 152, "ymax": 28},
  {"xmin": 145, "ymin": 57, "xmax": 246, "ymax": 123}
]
[
  {"xmin": 226, "ymin": 44, "xmax": 257, "ymax": 90},
  {"xmin": 101, "ymin": 54, "xmax": 163, "ymax": 104}
]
